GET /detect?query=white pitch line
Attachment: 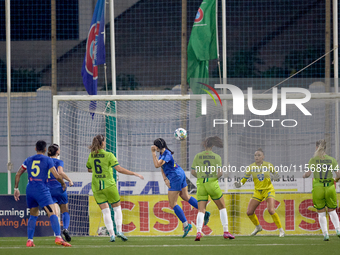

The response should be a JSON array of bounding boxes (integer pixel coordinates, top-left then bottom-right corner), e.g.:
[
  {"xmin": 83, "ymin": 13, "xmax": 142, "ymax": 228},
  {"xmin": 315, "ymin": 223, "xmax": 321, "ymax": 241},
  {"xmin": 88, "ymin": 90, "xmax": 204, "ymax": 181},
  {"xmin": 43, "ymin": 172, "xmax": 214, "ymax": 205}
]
[{"xmin": 0, "ymin": 243, "xmax": 323, "ymax": 249}]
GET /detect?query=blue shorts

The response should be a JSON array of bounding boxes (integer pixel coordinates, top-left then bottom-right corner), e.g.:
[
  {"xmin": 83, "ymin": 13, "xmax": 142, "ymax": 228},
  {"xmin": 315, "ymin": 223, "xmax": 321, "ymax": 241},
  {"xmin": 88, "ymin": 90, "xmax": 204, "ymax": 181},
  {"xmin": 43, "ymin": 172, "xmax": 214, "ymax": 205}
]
[
  {"xmin": 26, "ymin": 184, "xmax": 54, "ymax": 209},
  {"xmin": 50, "ymin": 186, "xmax": 68, "ymax": 205},
  {"xmin": 169, "ymin": 173, "xmax": 187, "ymax": 191}
]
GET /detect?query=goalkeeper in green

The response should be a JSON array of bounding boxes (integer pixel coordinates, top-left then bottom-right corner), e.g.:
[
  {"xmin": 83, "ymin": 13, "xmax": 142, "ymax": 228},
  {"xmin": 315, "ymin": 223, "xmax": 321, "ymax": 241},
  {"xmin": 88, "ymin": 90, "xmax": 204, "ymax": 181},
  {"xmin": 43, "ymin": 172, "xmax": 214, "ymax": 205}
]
[
  {"xmin": 86, "ymin": 134, "xmax": 144, "ymax": 242},
  {"xmin": 303, "ymin": 139, "xmax": 340, "ymax": 241},
  {"xmin": 191, "ymin": 136, "xmax": 235, "ymax": 241}
]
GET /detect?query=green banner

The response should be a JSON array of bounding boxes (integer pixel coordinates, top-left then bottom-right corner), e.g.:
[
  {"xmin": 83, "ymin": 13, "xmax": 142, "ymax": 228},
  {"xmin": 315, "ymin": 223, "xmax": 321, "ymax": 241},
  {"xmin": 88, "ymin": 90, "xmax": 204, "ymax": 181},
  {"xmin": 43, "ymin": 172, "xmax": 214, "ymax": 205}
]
[{"xmin": 187, "ymin": 0, "xmax": 217, "ymax": 94}]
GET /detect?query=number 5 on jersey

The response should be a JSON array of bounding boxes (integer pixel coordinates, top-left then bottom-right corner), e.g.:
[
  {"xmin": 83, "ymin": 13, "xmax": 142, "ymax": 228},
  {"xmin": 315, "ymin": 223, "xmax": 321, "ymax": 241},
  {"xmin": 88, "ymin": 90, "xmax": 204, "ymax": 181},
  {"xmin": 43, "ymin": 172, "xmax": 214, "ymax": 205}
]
[{"xmin": 31, "ymin": 160, "xmax": 40, "ymax": 177}]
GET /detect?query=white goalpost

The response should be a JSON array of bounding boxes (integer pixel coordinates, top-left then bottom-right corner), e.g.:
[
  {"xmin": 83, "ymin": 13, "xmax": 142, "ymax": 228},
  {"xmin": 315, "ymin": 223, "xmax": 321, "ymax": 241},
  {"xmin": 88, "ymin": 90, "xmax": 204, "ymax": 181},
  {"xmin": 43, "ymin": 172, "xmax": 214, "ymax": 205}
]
[{"xmin": 53, "ymin": 91, "xmax": 340, "ymax": 236}]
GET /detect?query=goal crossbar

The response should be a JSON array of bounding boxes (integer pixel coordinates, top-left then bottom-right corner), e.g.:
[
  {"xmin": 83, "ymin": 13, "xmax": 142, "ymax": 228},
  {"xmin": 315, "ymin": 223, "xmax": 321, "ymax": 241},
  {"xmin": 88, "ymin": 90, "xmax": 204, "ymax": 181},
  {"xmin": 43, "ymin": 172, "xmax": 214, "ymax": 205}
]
[{"xmin": 53, "ymin": 92, "xmax": 340, "ymax": 103}]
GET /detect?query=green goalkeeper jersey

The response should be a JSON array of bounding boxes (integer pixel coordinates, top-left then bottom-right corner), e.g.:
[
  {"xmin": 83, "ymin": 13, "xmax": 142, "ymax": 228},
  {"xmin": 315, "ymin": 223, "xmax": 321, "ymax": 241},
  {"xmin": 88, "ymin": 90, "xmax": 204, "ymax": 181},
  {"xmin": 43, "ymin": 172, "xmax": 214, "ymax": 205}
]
[
  {"xmin": 191, "ymin": 150, "xmax": 222, "ymax": 179},
  {"xmin": 308, "ymin": 155, "xmax": 339, "ymax": 186},
  {"xmin": 86, "ymin": 149, "xmax": 119, "ymax": 192}
]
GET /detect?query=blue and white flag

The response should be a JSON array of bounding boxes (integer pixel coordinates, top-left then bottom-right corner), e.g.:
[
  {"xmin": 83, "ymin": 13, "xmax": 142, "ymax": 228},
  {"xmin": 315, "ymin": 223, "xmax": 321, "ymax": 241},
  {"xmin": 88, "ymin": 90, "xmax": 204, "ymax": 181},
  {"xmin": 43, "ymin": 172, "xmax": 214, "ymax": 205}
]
[{"xmin": 81, "ymin": 0, "xmax": 106, "ymax": 95}]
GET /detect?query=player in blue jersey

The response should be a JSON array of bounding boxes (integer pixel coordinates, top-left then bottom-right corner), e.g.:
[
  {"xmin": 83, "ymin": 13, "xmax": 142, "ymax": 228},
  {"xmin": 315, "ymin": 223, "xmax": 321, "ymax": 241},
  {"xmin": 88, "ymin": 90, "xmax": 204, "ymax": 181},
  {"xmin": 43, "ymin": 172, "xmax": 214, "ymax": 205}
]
[
  {"xmin": 14, "ymin": 140, "xmax": 71, "ymax": 247},
  {"xmin": 47, "ymin": 144, "xmax": 74, "ymax": 242},
  {"xmin": 151, "ymin": 138, "xmax": 210, "ymax": 237}
]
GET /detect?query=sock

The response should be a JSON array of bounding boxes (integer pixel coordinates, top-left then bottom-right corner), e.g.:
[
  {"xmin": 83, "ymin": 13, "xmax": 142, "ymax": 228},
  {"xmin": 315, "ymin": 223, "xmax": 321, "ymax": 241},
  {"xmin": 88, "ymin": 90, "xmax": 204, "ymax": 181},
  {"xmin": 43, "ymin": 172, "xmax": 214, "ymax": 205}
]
[
  {"xmin": 27, "ymin": 216, "xmax": 38, "ymax": 240},
  {"xmin": 318, "ymin": 212, "xmax": 328, "ymax": 236},
  {"xmin": 62, "ymin": 212, "xmax": 70, "ymax": 230},
  {"xmin": 102, "ymin": 208, "xmax": 115, "ymax": 236},
  {"xmin": 248, "ymin": 214, "xmax": 260, "ymax": 226},
  {"xmin": 196, "ymin": 212, "xmax": 204, "ymax": 233},
  {"xmin": 173, "ymin": 205, "xmax": 187, "ymax": 223},
  {"xmin": 113, "ymin": 206, "xmax": 123, "ymax": 233},
  {"xmin": 271, "ymin": 212, "xmax": 282, "ymax": 229},
  {"xmin": 220, "ymin": 208, "xmax": 229, "ymax": 232},
  {"xmin": 329, "ymin": 210, "xmax": 340, "ymax": 231},
  {"xmin": 188, "ymin": 197, "xmax": 198, "ymax": 209},
  {"xmin": 50, "ymin": 214, "xmax": 61, "ymax": 237}
]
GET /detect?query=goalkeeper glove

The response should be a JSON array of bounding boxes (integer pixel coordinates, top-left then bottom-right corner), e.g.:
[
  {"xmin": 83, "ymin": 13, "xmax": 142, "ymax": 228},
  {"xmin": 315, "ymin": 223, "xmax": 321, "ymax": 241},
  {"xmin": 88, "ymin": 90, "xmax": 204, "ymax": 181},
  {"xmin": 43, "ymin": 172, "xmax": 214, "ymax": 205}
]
[
  {"xmin": 234, "ymin": 181, "xmax": 242, "ymax": 188},
  {"xmin": 271, "ymin": 172, "xmax": 280, "ymax": 181}
]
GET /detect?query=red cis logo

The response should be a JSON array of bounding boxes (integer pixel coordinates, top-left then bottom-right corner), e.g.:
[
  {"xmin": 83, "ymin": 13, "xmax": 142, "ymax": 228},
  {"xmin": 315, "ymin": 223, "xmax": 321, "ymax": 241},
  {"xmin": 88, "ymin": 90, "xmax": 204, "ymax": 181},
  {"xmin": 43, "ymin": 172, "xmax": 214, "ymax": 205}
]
[
  {"xmin": 199, "ymin": 82, "xmax": 222, "ymax": 115},
  {"xmin": 85, "ymin": 22, "xmax": 101, "ymax": 79}
]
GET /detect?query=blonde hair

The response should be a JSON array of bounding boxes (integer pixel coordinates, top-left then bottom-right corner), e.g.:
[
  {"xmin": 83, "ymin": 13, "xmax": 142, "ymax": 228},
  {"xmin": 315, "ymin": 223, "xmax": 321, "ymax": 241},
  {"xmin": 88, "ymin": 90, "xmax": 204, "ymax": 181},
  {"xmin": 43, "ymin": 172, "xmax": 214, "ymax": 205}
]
[
  {"xmin": 89, "ymin": 134, "xmax": 105, "ymax": 154},
  {"xmin": 256, "ymin": 148, "xmax": 264, "ymax": 155},
  {"xmin": 314, "ymin": 139, "xmax": 326, "ymax": 158}
]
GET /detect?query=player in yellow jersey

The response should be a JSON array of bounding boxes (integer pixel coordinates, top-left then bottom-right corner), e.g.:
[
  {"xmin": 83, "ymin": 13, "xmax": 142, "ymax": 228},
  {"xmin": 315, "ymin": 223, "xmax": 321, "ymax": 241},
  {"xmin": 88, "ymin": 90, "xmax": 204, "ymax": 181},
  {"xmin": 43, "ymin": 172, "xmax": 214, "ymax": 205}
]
[
  {"xmin": 234, "ymin": 148, "xmax": 284, "ymax": 237},
  {"xmin": 303, "ymin": 139, "xmax": 340, "ymax": 241}
]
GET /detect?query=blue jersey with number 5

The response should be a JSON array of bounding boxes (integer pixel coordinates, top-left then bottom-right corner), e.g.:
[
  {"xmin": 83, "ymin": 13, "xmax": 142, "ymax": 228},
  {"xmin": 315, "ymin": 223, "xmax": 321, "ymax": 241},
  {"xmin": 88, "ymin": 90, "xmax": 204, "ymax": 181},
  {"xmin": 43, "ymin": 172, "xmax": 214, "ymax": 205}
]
[
  {"xmin": 159, "ymin": 149, "xmax": 183, "ymax": 182},
  {"xmin": 22, "ymin": 154, "xmax": 55, "ymax": 188}
]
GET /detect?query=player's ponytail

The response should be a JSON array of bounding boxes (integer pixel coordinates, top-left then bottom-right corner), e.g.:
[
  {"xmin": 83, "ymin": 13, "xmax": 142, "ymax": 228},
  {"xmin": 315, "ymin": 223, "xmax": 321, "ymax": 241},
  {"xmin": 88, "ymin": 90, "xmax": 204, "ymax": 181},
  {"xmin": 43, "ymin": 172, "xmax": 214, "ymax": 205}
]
[
  {"xmin": 154, "ymin": 138, "xmax": 174, "ymax": 154},
  {"xmin": 202, "ymin": 136, "xmax": 223, "ymax": 149},
  {"xmin": 314, "ymin": 139, "xmax": 326, "ymax": 158},
  {"xmin": 48, "ymin": 144, "xmax": 59, "ymax": 157},
  {"xmin": 89, "ymin": 134, "xmax": 105, "ymax": 154}
]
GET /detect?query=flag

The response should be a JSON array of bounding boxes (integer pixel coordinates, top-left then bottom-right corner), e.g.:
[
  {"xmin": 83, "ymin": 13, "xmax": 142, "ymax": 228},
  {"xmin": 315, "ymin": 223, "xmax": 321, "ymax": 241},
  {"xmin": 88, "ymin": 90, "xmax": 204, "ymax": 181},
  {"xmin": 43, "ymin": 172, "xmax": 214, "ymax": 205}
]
[
  {"xmin": 81, "ymin": 0, "xmax": 106, "ymax": 95},
  {"xmin": 187, "ymin": 0, "xmax": 217, "ymax": 94}
]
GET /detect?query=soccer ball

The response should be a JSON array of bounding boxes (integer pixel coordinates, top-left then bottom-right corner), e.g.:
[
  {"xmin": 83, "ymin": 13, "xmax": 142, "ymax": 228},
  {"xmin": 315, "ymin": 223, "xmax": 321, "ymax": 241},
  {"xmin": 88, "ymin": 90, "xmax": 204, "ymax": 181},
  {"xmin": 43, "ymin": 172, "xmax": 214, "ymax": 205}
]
[
  {"xmin": 97, "ymin": 226, "xmax": 109, "ymax": 236},
  {"xmin": 174, "ymin": 128, "xmax": 187, "ymax": 141}
]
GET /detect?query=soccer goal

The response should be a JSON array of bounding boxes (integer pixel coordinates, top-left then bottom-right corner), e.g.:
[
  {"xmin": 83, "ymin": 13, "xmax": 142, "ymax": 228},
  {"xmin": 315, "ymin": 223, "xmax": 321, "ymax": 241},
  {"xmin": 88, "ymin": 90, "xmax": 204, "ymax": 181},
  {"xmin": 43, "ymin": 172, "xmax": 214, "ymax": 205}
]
[{"xmin": 53, "ymin": 90, "xmax": 340, "ymax": 236}]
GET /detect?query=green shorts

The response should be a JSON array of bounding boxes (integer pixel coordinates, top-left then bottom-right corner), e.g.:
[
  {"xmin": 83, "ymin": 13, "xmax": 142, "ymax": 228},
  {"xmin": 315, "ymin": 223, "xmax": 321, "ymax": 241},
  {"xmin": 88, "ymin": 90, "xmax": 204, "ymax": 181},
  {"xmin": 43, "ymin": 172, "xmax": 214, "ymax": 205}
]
[
  {"xmin": 312, "ymin": 183, "xmax": 337, "ymax": 210},
  {"xmin": 93, "ymin": 184, "xmax": 120, "ymax": 205},
  {"xmin": 197, "ymin": 178, "xmax": 223, "ymax": 202}
]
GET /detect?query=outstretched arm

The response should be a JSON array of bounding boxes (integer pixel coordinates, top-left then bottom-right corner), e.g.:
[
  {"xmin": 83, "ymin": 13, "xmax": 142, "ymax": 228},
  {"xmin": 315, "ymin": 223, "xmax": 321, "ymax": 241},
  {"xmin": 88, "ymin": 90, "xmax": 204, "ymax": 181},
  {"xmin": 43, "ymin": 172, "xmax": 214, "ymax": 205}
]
[
  {"xmin": 14, "ymin": 166, "xmax": 26, "ymax": 201},
  {"xmin": 50, "ymin": 166, "xmax": 66, "ymax": 190},
  {"xmin": 269, "ymin": 164, "xmax": 280, "ymax": 181},
  {"xmin": 57, "ymin": 166, "xmax": 74, "ymax": 186},
  {"xmin": 161, "ymin": 168, "xmax": 170, "ymax": 188},
  {"xmin": 151, "ymin": 146, "xmax": 165, "ymax": 168},
  {"xmin": 217, "ymin": 167, "xmax": 223, "ymax": 178},
  {"xmin": 303, "ymin": 170, "xmax": 312, "ymax": 178},
  {"xmin": 334, "ymin": 166, "xmax": 340, "ymax": 182},
  {"xmin": 191, "ymin": 168, "xmax": 197, "ymax": 178},
  {"xmin": 235, "ymin": 171, "xmax": 250, "ymax": 188},
  {"xmin": 114, "ymin": 165, "xmax": 144, "ymax": 180}
]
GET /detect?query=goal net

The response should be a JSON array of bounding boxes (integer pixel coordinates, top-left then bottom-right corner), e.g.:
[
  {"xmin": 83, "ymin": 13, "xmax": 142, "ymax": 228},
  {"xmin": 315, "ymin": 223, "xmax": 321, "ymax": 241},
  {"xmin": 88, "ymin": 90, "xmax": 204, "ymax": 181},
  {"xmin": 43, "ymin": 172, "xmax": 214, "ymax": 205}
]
[{"xmin": 53, "ymin": 89, "xmax": 340, "ymax": 237}]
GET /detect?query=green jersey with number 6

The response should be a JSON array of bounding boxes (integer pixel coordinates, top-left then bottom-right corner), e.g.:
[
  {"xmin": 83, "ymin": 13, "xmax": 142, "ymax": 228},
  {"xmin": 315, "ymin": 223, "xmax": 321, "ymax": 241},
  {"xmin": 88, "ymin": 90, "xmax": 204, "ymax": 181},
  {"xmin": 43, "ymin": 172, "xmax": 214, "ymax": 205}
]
[
  {"xmin": 308, "ymin": 155, "xmax": 339, "ymax": 186},
  {"xmin": 86, "ymin": 149, "xmax": 119, "ymax": 192},
  {"xmin": 191, "ymin": 151, "xmax": 221, "ymax": 180}
]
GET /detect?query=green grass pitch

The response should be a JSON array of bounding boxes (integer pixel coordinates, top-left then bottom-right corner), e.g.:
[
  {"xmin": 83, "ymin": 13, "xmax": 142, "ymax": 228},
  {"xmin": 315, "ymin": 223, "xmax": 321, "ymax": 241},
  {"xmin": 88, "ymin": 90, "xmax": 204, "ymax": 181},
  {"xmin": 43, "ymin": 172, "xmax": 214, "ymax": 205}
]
[{"xmin": 1, "ymin": 235, "xmax": 340, "ymax": 255}]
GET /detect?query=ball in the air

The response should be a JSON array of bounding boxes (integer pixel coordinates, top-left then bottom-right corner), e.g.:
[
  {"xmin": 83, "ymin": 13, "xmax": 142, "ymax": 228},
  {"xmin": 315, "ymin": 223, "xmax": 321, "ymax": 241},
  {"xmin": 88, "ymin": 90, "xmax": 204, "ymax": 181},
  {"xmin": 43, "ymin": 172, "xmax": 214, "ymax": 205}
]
[{"xmin": 174, "ymin": 128, "xmax": 187, "ymax": 141}]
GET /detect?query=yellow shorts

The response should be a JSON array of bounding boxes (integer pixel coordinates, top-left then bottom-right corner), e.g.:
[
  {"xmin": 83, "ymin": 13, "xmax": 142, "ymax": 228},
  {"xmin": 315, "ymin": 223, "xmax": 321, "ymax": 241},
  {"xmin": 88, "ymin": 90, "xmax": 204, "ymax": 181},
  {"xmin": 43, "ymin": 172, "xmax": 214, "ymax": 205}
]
[{"xmin": 252, "ymin": 187, "xmax": 275, "ymax": 202}]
